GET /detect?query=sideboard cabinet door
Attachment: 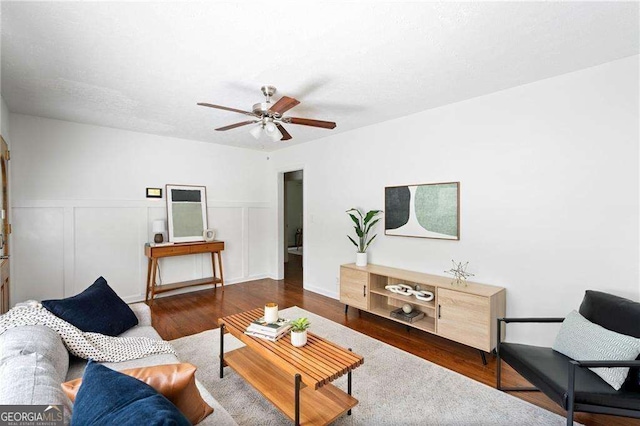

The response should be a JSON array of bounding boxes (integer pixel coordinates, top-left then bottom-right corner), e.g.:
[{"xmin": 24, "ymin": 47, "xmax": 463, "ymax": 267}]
[
  {"xmin": 437, "ymin": 288, "xmax": 490, "ymax": 352},
  {"xmin": 340, "ymin": 267, "xmax": 369, "ymax": 310}
]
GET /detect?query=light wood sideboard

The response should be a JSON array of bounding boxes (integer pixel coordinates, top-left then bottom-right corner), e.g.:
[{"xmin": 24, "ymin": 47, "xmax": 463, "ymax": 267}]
[{"xmin": 340, "ymin": 263, "xmax": 505, "ymax": 358}]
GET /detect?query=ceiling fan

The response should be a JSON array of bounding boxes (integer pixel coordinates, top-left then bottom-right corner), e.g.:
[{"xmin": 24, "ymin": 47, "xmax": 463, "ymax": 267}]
[{"xmin": 198, "ymin": 85, "xmax": 336, "ymax": 142}]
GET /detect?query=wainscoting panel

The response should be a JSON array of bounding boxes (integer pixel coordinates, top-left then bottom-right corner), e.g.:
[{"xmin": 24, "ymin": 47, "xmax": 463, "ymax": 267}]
[
  {"xmin": 249, "ymin": 207, "xmax": 270, "ymax": 277},
  {"xmin": 208, "ymin": 207, "xmax": 243, "ymax": 282},
  {"xmin": 12, "ymin": 207, "xmax": 65, "ymax": 302},
  {"xmin": 74, "ymin": 207, "xmax": 146, "ymax": 300},
  {"xmin": 10, "ymin": 200, "xmax": 272, "ymax": 305}
]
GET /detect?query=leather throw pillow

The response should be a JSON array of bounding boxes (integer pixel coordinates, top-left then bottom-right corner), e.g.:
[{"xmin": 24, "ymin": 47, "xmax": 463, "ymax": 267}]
[{"xmin": 63, "ymin": 362, "xmax": 213, "ymax": 424}]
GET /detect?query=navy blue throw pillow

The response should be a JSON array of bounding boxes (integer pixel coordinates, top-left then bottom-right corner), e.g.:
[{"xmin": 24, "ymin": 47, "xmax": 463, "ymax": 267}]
[
  {"xmin": 42, "ymin": 277, "xmax": 138, "ymax": 336},
  {"xmin": 72, "ymin": 360, "xmax": 191, "ymax": 426}
]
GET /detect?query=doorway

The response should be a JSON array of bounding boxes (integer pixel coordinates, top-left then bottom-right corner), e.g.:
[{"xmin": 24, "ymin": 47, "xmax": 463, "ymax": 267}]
[{"xmin": 283, "ymin": 170, "xmax": 303, "ymax": 287}]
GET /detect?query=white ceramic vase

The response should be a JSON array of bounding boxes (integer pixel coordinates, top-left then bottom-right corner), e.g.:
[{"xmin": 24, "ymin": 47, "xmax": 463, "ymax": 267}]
[
  {"xmin": 356, "ymin": 252, "xmax": 368, "ymax": 267},
  {"xmin": 291, "ymin": 330, "xmax": 308, "ymax": 347}
]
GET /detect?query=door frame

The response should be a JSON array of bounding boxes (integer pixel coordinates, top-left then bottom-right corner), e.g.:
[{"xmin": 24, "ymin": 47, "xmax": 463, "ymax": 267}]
[
  {"xmin": 275, "ymin": 165, "xmax": 306, "ymax": 284},
  {"xmin": 0, "ymin": 135, "xmax": 10, "ymax": 312}
]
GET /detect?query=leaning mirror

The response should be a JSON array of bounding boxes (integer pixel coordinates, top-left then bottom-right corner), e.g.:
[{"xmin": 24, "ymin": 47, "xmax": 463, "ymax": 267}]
[{"xmin": 166, "ymin": 184, "xmax": 208, "ymax": 243}]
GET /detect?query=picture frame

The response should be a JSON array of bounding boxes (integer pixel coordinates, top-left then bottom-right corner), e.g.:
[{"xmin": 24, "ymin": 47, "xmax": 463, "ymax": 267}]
[
  {"xmin": 384, "ymin": 182, "xmax": 460, "ymax": 240},
  {"xmin": 166, "ymin": 184, "xmax": 208, "ymax": 243}
]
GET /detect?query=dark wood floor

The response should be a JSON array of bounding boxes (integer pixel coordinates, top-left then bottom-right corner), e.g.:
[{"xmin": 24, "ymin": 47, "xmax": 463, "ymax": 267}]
[{"xmin": 150, "ymin": 255, "xmax": 638, "ymax": 426}]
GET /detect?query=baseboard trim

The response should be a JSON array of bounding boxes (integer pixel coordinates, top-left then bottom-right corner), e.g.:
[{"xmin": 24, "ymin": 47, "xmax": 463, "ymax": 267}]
[{"xmin": 303, "ymin": 283, "xmax": 339, "ymax": 300}]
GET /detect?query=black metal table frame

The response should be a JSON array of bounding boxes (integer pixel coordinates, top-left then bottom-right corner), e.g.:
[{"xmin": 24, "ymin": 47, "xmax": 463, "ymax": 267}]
[{"xmin": 218, "ymin": 323, "xmax": 354, "ymax": 426}]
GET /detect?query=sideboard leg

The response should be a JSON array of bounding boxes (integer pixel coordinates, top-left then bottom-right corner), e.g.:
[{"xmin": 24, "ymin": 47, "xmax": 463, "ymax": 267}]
[
  {"xmin": 294, "ymin": 373, "xmax": 301, "ymax": 426},
  {"xmin": 479, "ymin": 350, "xmax": 487, "ymax": 366},
  {"xmin": 344, "ymin": 305, "xmax": 348, "ymax": 315},
  {"xmin": 219, "ymin": 324, "xmax": 225, "ymax": 378}
]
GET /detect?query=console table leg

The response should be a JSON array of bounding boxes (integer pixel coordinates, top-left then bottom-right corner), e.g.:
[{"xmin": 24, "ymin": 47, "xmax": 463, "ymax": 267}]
[
  {"xmin": 344, "ymin": 305, "xmax": 348, "ymax": 314},
  {"xmin": 219, "ymin": 324, "xmax": 225, "ymax": 378},
  {"xmin": 210, "ymin": 252, "xmax": 217, "ymax": 290},
  {"xmin": 294, "ymin": 373, "xmax": 301, "ymax": 426},
  {"xmin": 216, "ymin": 251, "xmax": 225, "ymax": 291},
  {"xmin": 145, "ymin": 258, "xmax": 152, "ymax": 302},
  {"xmin": 149, "ymin": 258, "xmax": 158, "ymax": 306},
  {"xmin": 347, "ymin": 348, "xmax": 353, "ymax": 416}
]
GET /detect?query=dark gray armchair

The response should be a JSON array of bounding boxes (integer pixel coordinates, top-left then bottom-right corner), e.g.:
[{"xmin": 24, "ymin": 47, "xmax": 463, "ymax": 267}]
[{"xmin": 496, "ymin": 291, "xmax": 640, "ymax": 425}]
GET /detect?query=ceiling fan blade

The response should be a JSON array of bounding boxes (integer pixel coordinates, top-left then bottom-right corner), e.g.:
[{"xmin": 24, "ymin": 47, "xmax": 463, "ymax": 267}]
[
  {"xmin": 215, "ymin": 120, "xmax": 257, "ymax": 131},
  {"xmin": 285, "ymin": 117, "xmax": 336, "ymax": 129},
  {"xmin": 197, "ymin": 102, "xmax": 258, "ymax": 117},
  {"xmin": 269, "ymin": 96, "xmax": 300, "ymax": 115},
  {"xmin": 276, "ymin": 123, "xmax": 292, "ymax": 141}
]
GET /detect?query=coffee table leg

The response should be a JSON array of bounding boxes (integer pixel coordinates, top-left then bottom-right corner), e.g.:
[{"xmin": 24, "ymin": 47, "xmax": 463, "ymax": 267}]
[
  {"xmin": 219, "ymin": 324, "xmax": 225, "ymax": 378},
  {"xmin": 348, "ymin": 348, "xmax": 353, "ymax": 416},
  {"xmin": 294, "ymin": 373, "xmax": 301, "ymax": 426}
]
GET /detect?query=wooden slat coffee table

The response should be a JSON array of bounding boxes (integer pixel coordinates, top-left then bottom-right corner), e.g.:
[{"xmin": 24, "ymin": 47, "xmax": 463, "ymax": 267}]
[{"xmin": 218, "ymin": 308, "xmax": 363, "ymax": 426}]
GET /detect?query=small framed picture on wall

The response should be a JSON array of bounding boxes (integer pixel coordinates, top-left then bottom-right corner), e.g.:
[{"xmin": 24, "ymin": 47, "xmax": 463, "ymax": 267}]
[{"xmin": 166, "ymin": 184, "xmax": 208, "ymax": 243}]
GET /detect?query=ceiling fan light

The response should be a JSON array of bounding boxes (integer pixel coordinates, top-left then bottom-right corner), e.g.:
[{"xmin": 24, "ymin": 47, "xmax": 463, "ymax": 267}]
[
  {"xmin": 268, "ymin": 126, "xmax": 283, "ymax": 142},
  {"xmin": 249, "ymin": 125, "xmax": 262, "ymax": 139},
  {"xmin": 264, "ymin": 121, "xmax": 277, "ymax": 134}
]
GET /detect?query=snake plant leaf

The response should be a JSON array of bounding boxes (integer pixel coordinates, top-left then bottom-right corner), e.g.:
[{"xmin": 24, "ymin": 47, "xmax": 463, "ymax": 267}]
[
  {"xmin": 355, "ymin": 226, "xmax": 364, "ymax": 238},
  {"xmin": 365, "ymin": 218, "xmax": 380, "ymax": 234},
  {"xmin": 346, "ymin": 208, "xmax": 363, "ymax": 220},
  {"xmin": 363, "ymin": 210, "xmax": 382, "ymax": 225},
  {"xmin": 364, "ymin": 234, "xmax": 377, "ymax": 251},
  {"xmin": 348, "ymin": 213, "xmax": 361, "ymax": 228},
  {"xmin": 347, "ymin": 235, "xmax": 358, "ymax": 247}
]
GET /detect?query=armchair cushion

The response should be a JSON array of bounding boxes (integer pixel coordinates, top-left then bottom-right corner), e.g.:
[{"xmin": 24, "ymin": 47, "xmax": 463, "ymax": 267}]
[
  {"xmin": 552, "ymin": 310, "xmax": 640, "ymax": 390},
  {"xmin": 579, "ymin": 290, "xmax": 640, "ymax": 390},
  {"xmin": 500, "ymin": 343, "xmax": 640, "ymax": 411}
]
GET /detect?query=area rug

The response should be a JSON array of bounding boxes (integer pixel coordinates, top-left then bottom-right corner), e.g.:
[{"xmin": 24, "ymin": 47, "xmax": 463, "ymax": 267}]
[{"xmin": 171, "ymin": 307, "xmax": 575, "ymax": 425}]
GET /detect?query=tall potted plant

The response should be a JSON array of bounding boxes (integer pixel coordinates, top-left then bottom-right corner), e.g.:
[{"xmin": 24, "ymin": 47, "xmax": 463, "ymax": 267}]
[{"xmin": 346, "ymin": 208, "xmax": 382, "ymax": 266}]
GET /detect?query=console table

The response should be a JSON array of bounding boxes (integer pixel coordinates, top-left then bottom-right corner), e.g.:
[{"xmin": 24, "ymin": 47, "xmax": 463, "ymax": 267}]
[{"xmin": 144, "ymin": 241, "xmax": 225, "ymax": 305}]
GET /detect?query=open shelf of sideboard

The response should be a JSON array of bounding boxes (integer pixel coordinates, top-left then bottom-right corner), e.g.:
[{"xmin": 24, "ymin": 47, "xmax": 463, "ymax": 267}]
[{"xmin": 368, "ymin": 299, "xmax": 436, "ymax": 334}]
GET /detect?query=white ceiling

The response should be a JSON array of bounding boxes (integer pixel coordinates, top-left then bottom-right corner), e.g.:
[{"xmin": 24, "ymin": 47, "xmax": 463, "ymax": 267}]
[{"xmin": 1, "ymin": 1, "xmax": 638, "ymax": 151}]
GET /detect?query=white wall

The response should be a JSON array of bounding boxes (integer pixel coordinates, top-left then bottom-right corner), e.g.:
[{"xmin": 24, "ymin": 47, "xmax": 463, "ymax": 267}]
[
  {"xmin": 269, "ymin": 56, "xmax": 639, "ymax": 345},
  {"xmin": 10, "ymin": 114, "xmax": 271, "ymax": 304}
]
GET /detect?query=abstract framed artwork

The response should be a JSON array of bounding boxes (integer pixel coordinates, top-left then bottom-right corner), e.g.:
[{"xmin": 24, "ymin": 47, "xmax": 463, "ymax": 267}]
[
  {"xmin": 166, "ymin": 184, "xmax": 208, "ymax": 243},
  {"xmin": 385, "ymin": 182, "xmax": 460, "ymax": 240}
]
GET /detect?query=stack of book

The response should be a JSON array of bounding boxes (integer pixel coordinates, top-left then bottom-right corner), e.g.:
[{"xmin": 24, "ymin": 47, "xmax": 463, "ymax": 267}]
[
  {"xmin": 244, "ymin": 317, "xmax": 291, "ymax": 341},
  {"xmin": 390, "ymin": 307, "xmax": 425, "ymax": 323}
]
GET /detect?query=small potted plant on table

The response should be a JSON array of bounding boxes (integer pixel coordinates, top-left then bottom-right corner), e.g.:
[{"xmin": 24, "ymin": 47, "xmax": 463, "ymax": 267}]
[{"xmin": 290, "ymin": 317, "xmax": 311, "ymax": 347}]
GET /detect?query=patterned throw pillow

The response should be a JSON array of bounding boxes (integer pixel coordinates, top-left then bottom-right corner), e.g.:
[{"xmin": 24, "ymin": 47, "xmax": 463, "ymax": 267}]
[{"xmin": 553, "ymin": 310, "xmax": 640, "ymax": 390}]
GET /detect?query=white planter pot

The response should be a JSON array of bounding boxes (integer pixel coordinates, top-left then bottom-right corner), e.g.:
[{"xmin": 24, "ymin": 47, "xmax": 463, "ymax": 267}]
[
  {"xmin": 291, "ymin": 330, "xmax": 308, "ymax": 347},
  {"xmin": 356, "ymin": 252, "xmax": 368, "ymax": 267}
]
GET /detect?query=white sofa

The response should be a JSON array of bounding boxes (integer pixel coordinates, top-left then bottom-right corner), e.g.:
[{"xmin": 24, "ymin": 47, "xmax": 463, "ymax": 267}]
[{"xmin": 0, "ymin": 303, "xmax": 236, "ymax": 425}]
